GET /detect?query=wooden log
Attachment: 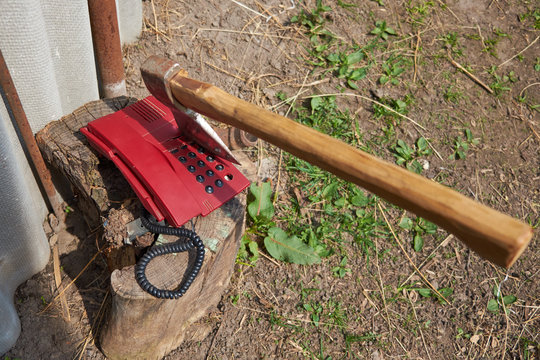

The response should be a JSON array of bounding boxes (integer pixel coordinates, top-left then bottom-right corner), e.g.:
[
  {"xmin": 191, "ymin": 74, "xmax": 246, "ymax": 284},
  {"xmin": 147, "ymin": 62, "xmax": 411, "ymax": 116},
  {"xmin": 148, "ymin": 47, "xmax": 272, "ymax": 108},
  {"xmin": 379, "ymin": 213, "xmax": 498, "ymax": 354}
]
[
  {"xmin": 36, "ymin": 96, "xmax": 138, "ymax": 228},
  {"xmin": 100, "ymin": 194, "xmax": 247, "ymax": 360},
  {"xmin": 36, "ymin": 97, "xmax": 256, "ymax": 359}
]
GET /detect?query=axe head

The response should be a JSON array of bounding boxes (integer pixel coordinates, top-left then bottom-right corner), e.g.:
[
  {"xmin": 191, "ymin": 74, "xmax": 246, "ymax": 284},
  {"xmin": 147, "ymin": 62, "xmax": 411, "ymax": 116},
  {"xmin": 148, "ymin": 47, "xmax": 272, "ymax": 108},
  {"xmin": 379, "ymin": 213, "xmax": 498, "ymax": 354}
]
[{"xmin": 141, "ymin": 55, "xmax": 239, "ymax": 164}]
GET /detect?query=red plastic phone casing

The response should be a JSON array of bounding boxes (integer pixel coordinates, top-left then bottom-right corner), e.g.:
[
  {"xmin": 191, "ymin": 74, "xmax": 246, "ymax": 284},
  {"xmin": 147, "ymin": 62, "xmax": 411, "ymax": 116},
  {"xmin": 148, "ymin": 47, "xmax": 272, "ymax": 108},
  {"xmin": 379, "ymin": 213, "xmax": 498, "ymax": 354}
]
[{"xmin": 80, "ymin": 96, "xmax": 250, "ymax": 227}]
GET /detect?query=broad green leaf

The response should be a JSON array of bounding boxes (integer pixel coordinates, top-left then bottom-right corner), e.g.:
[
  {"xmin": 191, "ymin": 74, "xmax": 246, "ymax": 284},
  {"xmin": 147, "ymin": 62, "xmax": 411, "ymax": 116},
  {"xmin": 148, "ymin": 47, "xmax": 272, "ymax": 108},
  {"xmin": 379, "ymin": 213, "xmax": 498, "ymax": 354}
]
[
  {"xmin": 385, "ymin": 27, "xmax": 397, "ymax": 35},
  {"xmin": 248, "ymin": 241, "xmax": 259, "ymax": 262},
  {"xmin": 350, "ymin": 68, "xmax": 367, "ymax": 80},
  {"xmin": 419, "ymin": 218, "xmax": 437, "ymax": 234},
  {"xmin": 413, "ymin": 234, "xmax": 424, "ymax": 251},
  {"xmin": 311, "ymin": 97, "xmax": 323, "ymax": 113},
  {"xmin": 351, "ymin": 193, "xmax": 369, "ymax": 207},
  {"xmin": 347, "ymin": 80, "xmax": 359, "ymax": 89},
  {"xmin": 438, "ymin": 287, "xmax": 453, "ymax": 298},
  {"xmin": 417, "ymin": 288, "xmax": 432, "ymax": 297},
  {"xmin": 487, "ymin": 299, "xmax": 499, "ymax": 313},
  {"xmin": 264, "ymin": 227, "xmax": 321, "ymax": 264},
  {"xmin": 379, "ymin": 75, "xmax": 389, "ymax": 84},
  {"xmin": 408, "ymin": 160, "xmax": 423, "ymax": 174},
  {"xmin": 399, "ymin": 217, "xmax": 413, "ymax": 230},
  {"xmin": 334, "ymin": 197, "xmax": 347, "ymax": 208},
  {"xmin": 247, "ymin": 182, "xmax": 274, "ymax": 221},
  {"xmin": 346, "ymin": 50, "xmax": 364, "ymax": 65},
  {"xmin": 322, "ymin": 182, "xmax": 339, "ymax": 199},
  {"xmin": 503, "ymin": 295, "xmax": 517, "ymax": 305},
  {"xmin": 326, "ymin": 53, "xmax": 340, "ymax": 63}
]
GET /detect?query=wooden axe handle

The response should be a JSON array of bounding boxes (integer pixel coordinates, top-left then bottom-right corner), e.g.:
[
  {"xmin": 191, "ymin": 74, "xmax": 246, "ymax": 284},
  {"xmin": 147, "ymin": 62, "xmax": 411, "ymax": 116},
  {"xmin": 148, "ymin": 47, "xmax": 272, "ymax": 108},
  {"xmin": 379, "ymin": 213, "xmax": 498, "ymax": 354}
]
[{"xmin": 169, "ymin": 75, "xmax": 533, "ymax": 268}]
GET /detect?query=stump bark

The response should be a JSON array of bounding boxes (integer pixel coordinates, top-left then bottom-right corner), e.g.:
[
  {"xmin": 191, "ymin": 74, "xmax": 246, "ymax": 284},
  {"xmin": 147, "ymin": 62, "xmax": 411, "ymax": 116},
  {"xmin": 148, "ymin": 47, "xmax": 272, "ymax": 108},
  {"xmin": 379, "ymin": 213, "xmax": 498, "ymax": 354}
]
[{"xmin": 36, "ymin": 97, "xmax": 256, "ymax": 359}]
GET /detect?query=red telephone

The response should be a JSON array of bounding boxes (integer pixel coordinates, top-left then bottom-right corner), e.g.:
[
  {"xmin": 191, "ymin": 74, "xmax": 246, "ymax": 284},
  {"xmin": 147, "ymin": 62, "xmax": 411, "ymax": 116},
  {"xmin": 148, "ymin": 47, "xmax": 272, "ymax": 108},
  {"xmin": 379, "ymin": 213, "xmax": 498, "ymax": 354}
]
[{"xmin": 80, "ymin": 96, "xmax": 250, "ymax": 227}]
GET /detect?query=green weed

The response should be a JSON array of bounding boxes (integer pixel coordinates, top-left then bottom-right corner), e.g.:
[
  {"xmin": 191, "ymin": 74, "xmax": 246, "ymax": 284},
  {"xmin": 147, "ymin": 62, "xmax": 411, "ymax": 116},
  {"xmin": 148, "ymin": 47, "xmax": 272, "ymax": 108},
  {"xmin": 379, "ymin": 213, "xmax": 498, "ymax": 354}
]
[
  {"xmin": 370, "ymin": 20, "xmax": 397, "ymax": 40},
  {"xmin": 487, "ymin": 284, "xmax": 518, "ymax": 315},
  {"xmin": 379, "ymin": 54, "xmax": 408, "ymax": 85},
  {"xmin": 392, "ymin": 137, "xmax": 432, "ymax": 174},
  {"xmin": 399, "ymin": 215, "xmax": 437, "ymax": 251},
  {"xmin": 449, "ymin": 128, "xmax": 479, "ymax": 160},
  {"xmin": 331, "ymin": 256, "xmax": 351, "ymax": 278}
]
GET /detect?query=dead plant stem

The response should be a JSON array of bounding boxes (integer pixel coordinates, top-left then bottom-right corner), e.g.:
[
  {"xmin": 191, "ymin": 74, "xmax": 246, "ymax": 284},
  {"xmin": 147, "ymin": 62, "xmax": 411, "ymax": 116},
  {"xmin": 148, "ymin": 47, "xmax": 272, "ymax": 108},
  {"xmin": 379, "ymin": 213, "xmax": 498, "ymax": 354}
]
[{"xmin": 377, "ymin": 203, "xmax": 451, "ymax": 305}]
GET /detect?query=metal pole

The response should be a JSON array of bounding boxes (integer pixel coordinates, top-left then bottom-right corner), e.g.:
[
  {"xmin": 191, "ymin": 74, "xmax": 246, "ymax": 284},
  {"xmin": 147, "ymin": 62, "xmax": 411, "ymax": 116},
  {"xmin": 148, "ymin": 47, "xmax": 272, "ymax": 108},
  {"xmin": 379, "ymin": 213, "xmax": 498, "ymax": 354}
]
[
  {"xmin": 88, "ymin": 0, "xmax": 127, "ymax": 98},
  {"xmin": 0, "ymin": 50, "xmax": 65, "ymax": 221}
]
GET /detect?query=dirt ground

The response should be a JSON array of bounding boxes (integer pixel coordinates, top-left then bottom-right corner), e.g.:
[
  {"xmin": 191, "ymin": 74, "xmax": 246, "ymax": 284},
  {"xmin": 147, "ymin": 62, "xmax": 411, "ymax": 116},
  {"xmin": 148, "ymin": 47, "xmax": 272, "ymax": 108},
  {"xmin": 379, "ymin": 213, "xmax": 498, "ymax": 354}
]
[{"xmin": 5, "ymin": 0, "xmax": 539, "ymax": 359}]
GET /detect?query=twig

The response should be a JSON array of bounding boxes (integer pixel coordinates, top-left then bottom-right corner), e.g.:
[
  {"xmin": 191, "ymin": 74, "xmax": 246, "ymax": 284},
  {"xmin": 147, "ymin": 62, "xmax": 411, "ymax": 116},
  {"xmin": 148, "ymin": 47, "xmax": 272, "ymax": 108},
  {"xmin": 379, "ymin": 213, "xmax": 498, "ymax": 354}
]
[
  {"xmin": 144, "ymin": 18, "xmax": 171, "ymax": 41},
  {"xmin": 192, "ymin": 28, "xmax": 298, "ymax": 40},
  {"xmin": 206, "ymin": 315, "xmax": 225, "ymax": 359},
  {"xmin": 407, "ymin": 293, "xmax": 432, "ymax": 360},
  {"xmin": 205, "ymin": 62, "xmax": 246, "ymax": 82},
  {"xmin": 519, "ymin": 82, "xmax": 540, "ymax": 98},
  {"xmin": 273, "ymin": 150, "xmax": 283, "ymax": 205},
  {"xmin": 448, "ymin": 56, "xmax": 494, "ymax": 94},
  {"xmin": 52, "ymin": 245, "xmax": 70, "ymax": 321},
  {"xmin": 374, "ymin": 237, "xmax": 393, "ymax": 333},
  {"xmin": 40, "ymin": 251, "xmax": 101, "ymax": 314},
  {"xmin": 413, "ymin": 31, "xmax": 421, "ymax": 83},
  {"xmin": 400, "ymin": 234, "xmax": 453, "ymax": 287},
  {"xmin": 150, "ymin": 0, "xmax": 159, "ymax": 42},
  {"xmin": 230, "ymin": 0, "xmax": 271, "ymax": 22},
  {"xmin": 435, "ymin": 0, "xmax": 461, "ymax": 22},
  {"xmin": 499, "ymin": 35, "xmax": 539, "ymax": 67},
  {"xmin": 260, "ymin": 251, "xmax": 281, "ymax": 266},
  {"xmin": 377, "ymin": 203, "xmax": 451, "ymax": 305},
  {"xmin": 76, "ymin": 291, "xmax": 109, "ymax": 360}
]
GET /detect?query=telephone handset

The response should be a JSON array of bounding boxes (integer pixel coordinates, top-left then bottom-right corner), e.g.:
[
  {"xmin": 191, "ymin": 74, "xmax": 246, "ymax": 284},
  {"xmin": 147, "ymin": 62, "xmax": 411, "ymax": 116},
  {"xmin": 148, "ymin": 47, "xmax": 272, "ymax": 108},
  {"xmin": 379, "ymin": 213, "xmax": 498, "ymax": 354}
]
[{"xmin": 80, "ymin": 96, "xmax": 250, "ymax": 228}]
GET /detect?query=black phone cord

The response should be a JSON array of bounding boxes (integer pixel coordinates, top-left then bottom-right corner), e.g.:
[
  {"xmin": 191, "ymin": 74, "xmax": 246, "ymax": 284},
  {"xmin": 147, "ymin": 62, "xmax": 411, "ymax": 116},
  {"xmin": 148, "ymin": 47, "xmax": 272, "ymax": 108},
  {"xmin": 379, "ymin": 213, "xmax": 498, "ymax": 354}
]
[{"xmin": 135, "ymin": 210, "xmax": 205, "ymax": 299}]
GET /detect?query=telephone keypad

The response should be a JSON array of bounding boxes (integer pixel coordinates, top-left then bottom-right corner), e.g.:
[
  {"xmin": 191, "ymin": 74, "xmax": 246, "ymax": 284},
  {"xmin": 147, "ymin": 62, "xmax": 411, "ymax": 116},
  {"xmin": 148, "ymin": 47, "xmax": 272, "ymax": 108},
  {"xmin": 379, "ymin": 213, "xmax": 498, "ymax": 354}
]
[{"xmin": 175, "ymin": 139, "xmax": 241, "ymax": 195}]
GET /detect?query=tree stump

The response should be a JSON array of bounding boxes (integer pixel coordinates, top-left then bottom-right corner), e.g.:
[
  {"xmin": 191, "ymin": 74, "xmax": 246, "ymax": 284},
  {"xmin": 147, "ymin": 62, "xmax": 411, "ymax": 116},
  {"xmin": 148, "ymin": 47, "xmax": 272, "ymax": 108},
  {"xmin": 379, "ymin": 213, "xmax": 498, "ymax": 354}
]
[{"xmin": 36, "ymin": 97, "xmax": 256, "ymax": 359}]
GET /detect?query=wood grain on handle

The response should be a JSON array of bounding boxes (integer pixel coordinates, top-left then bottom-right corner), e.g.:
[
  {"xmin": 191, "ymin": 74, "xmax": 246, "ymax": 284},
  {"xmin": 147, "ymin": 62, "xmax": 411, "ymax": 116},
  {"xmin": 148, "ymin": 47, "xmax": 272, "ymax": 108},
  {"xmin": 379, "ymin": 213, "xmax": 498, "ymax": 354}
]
[{"xmin": 169, "ymin": 75, "xmax": 533, "ymax": 268}]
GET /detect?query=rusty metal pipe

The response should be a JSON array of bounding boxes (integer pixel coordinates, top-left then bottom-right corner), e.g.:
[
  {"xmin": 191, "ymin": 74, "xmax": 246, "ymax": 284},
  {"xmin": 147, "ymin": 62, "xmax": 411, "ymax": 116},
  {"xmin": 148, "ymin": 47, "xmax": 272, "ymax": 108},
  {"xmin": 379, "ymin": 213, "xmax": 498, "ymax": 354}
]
[
  {"xmin": 88, "ymin": 0, "xmax": 127, "ymax": 98},
  {"xmin": 0, "ymin": 50, "xmax": 64, "ymax": 221}
]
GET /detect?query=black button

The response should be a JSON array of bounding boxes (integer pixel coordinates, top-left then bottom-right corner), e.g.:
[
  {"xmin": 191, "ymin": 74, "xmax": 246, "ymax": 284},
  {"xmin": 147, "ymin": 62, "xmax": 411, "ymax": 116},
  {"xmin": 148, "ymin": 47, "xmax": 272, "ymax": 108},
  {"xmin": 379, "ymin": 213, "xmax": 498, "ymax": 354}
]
[
  {"xmin": 205, "ymin": 185, "xmax": 214, "ymax": 194},
  {"xmin": 178, "ymin": 156, "xmax": 187, "ymax": 163},
  {"xmin": 215, "ymin": 179, "xmax": 224, "ymax": 187},
  {"xmin": 206, "ymin": 170, "xmax": 214, "ymax": 177},
  {"xmin": 187, "ymin": 165, "xmax": 196, "ymax": 173},
  {"xmin": 197, "ymin": 160, "xmax": 205, "ymax": 167},
  {"xmin": 170, "ymin": 149, "xmax": 179, "ymax": 154},
  {"xmin": 197, "ymin": 147, "xmax": 205, "ymax": 153},
  {"xmin": 180, "ymin": 144, "xmax": 188, "ymax": 149},
  {"xmin": 188, "ymin": 152, "xmax": 196, "ymax": 158},
  {"xmin": 206, "ymin": 155, "xmax": 214, "ymax": 162},
  {"xmin": 216, "ymin": 164, "xmax": 224, "ymax": 171},
  {"xmin": 196, "ymin": 175, "xmax": 205, "ymax": 183}
]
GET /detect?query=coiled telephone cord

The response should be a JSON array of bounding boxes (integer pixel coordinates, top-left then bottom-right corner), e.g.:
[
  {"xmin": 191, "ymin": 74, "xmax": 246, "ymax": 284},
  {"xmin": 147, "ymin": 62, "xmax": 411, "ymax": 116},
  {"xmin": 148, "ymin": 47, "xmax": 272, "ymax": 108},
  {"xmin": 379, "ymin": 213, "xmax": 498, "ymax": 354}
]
[{"xmin": 135, "ymin": 210, "xmax": 205, "ymax": 299}]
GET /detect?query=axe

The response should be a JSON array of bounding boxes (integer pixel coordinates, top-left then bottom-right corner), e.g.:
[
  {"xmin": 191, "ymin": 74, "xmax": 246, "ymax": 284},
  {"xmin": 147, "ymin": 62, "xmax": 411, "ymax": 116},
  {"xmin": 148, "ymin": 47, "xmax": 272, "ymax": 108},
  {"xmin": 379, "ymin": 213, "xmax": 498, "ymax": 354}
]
[{"xmin": 141, "ymin": 55, "xmax": 533, "ymax": 269}]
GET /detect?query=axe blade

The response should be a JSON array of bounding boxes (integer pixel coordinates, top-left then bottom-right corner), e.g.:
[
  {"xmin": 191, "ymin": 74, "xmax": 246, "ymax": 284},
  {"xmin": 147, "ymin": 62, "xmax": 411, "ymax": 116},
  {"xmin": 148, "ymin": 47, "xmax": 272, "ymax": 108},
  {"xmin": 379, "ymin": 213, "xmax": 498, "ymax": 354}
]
[{"xmin": 141, "ymin": 55, "xmax": 239, "ymax": 164}]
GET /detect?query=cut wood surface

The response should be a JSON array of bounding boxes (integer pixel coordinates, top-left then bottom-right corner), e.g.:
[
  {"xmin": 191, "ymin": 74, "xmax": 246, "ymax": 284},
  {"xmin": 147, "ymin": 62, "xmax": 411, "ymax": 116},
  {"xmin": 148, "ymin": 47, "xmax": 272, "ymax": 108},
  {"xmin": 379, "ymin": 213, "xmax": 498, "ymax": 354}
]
[
  {"xmin": 36, "ymin": 97, "xmax": 138, "ymax": 228},
  {"xmin": 169, "ymin": 74, "xmax": 533, "ymax": 268}
]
